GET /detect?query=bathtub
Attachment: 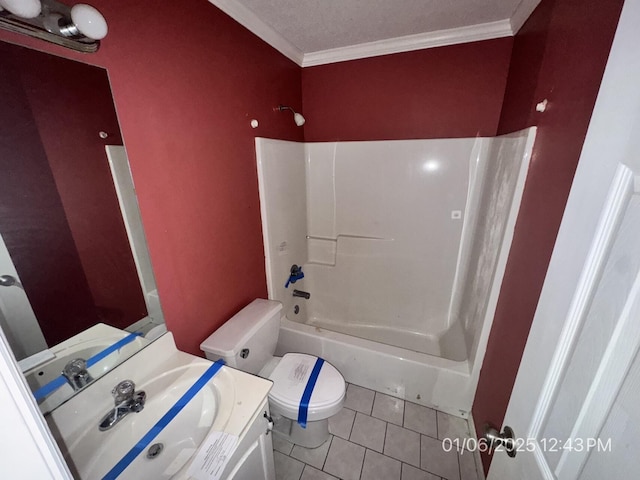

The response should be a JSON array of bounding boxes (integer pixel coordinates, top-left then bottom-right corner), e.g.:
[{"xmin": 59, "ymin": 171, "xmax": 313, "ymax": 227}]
[{"xmin": 275, "ymin": 304, "xmax": 474, "ymax": 418}]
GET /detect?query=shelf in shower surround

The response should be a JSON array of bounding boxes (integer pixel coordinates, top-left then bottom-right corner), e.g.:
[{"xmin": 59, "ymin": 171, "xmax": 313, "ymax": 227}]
[
  {"xmin": 306, "ymin": 234, "xmax": 392, "ymax": 241},
  {"xmin": 306, "ymin": 260, "xmax": 336, "ymax": 266},
  {"xmin": 307, "ymin": 234, "xmax": 394, "ymax": 266}
]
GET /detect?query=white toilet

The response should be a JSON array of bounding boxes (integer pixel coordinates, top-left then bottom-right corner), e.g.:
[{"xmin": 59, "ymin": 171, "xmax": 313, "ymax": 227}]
[{"xmin": 200, "ymin": 299, "xmax": 345, "ymax": 448}]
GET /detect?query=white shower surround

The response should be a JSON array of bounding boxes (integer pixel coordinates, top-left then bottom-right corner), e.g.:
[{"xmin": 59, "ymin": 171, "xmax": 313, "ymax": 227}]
[{"xmin": 256, "ymin": 128, "xmax": 535, "ymax": 415}]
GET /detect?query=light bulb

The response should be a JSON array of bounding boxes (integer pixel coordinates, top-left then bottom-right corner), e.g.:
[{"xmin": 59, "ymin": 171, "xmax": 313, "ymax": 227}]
[
  {"xmin": 294, "ymin": 113, "xmax": 306, "ymax": 127},
  {"xmin": 70, "ymin": 4, "xmax": 108, "ymax": 40},
  {"xmin": 0, "ymin": 0, "xmax": 41, "ymax": 19}
]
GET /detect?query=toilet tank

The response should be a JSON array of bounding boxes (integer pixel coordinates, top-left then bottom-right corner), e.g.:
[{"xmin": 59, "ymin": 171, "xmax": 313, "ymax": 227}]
[{"xmin": 200, "ymin": 299, "xmax": 282, "ymax": 375}]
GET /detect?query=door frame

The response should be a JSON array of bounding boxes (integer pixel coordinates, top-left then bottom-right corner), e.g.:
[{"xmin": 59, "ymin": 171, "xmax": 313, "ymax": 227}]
[
  {"xmin": 0, "ymin": 327, "xmax": 72, "ymax": 478},
  {"xmin": 488, "ymin": 0, "xmax": 640, "ymax": 477}
]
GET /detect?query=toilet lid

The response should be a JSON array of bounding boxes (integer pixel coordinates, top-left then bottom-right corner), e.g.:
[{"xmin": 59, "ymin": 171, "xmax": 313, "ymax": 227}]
[{"xmin": 268, "ymin": 353, "xmax": 344, "ymax": 411}]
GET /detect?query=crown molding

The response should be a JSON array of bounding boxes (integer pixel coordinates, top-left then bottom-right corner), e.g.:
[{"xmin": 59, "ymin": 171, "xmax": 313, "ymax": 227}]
[
  {"xmin": 302, "ymin": 20, "xmax": 513, "ymax": 67},
  {"xmin": 209, "ymin": 1, "xmax": 519, "ymax": 68},
  {"xmin": 510, "ymin": 0, "xmax": 542, "ymax": 33},
  {"xmin": 208, "ymin": 0, "xmax": 304, "ymax": 66}
]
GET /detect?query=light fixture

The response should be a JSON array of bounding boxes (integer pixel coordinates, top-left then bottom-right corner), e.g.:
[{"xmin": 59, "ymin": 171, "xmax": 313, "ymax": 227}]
[
  {"xmin": 0, "ymin": 0, "xmax": 42, "ymax": 19},
  {"xmin": 48, "ymin": 4, "xmax": 107, "ymax": 40},
  {"xmin": 276, "ymin": 105, "xmax": 306, "ymax": 127},
  {"xmin": 0, "ymin": 0, "xmax": 107, "ymax": 52}
]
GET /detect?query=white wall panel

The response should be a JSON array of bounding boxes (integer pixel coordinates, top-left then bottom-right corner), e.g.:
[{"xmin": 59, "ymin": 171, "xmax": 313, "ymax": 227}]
[
  {"xmin": 456, "ymin": 129, "xmax": 534, "ymax": 364},
  {"xmin": 307, "ymin": 138, "xmax": 475, "ymax": 337},
  {"xmin": 255, "ymin": 138, "xmax": 307, "ymax": 314}
]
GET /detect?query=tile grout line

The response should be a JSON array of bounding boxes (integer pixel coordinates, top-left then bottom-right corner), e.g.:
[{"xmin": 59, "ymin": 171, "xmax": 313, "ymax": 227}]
[
  {"xmin": 435, "ymin": 410, "xmax": 439, "ymax": 478},
  {"xmin": 381, "ymin": 419, "xmax": 388, "ymax": 455},
  {"xmin": 419, "ymin": 432, "xmax": 422, "ymax": 476},
  {"xmin": 320, "ymin": 435, "xmax": 333, "ymax": 473},
  {"xmin": 347, "ymin": 408, "xmax": 356, "ymax": 440},
  {"xmin": 406, "ymin": 428, "xmax": 440, "ymax": 440},
  {"xmin": 358, "ymin": 447, "xmax": 369, "ymax": 480}
]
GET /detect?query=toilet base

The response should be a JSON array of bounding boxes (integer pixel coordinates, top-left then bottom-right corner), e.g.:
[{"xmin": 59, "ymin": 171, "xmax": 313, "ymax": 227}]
[{"xmin": 271, "ymin": 413, "xmax": 330, "ymax": 448}]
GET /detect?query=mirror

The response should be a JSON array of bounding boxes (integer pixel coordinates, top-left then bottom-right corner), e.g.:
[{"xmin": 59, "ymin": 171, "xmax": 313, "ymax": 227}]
[{"xmin": 0, "ymin": 41, "xmax": 165, "ymax": 413}]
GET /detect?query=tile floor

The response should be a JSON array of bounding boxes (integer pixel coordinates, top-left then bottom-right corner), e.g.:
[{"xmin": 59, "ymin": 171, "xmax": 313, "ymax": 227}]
[{"xmin": 273, "ymin": 384, "xmax": 482, "ymax": 480}]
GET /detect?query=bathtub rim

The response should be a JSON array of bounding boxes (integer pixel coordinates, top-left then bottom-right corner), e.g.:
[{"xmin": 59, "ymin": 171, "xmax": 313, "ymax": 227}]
[
  {"xmin": 280, "ymin": 315, "xmax": 470, "ymax": 375},
  {"xmin": 278, "ymin": 315, "xmax": 474, "ymax": 417}
]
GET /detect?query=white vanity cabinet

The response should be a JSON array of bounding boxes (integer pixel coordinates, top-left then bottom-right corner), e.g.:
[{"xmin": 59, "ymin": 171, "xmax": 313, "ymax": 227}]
[{"xmin": 222, "ymin": 399, "xmax": 275, "ymax": 480}]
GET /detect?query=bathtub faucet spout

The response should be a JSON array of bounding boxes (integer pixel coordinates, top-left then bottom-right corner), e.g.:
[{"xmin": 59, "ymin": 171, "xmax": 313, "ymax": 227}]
[{"xmin": 293, "ymin": 289, "xmax": 310, "ymax": 300}]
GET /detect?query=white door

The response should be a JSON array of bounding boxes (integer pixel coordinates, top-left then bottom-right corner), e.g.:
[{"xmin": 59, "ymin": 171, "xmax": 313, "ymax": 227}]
[
  {"xmin": 0, "ymin": 233, "xmax": 46, "ymax": 360},
  {"xmin": 489, "ymin": 1, "xmax": 640, "ymax": 478}
]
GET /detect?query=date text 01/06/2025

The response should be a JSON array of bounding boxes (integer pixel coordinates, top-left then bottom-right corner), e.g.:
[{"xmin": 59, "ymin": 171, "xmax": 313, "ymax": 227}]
[{"xmin": 442, "ymin": 437, "xmax": 612, "ymax": 455}]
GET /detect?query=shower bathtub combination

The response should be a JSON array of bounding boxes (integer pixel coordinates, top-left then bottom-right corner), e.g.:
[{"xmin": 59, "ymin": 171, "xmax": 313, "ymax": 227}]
[{"xmin": 256, "ymin": 129, "xmax": 536, "ymax": 417}]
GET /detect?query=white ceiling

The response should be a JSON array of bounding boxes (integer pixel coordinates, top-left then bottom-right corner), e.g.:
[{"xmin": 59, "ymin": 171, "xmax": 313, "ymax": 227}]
[{"xmin": 209, "ymin": 0, "xmax": 541, "ymax": 66}]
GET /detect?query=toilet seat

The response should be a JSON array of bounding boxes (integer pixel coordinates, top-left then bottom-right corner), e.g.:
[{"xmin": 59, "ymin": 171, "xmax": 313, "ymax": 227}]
[{"xmin": 267, "ymin": 353, "xmax": 345, "ymax": 422}]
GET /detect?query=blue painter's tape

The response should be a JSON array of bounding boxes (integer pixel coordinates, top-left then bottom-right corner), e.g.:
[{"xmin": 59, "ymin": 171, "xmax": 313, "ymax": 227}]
[
  {"xmin": 285, "ymin": 269, "xmax": 304, "ymax": 288},
  {"xmin": 102, "ymin": 359, "xmax": 225, "ymax": 480},
  {"xmin": 297, "ymin": 357, "xmax": 324, "ymax": 428},
  {"xmin": 32, "ymin": 375, "xmax": 67, "ymax": 401},
  {"xmin": 33, "ymin": 332, "xmax": 143, "ymax": 402},
  {"xmin": 86, "ymin": 332, "xmax": 143, "ymax": 368}
]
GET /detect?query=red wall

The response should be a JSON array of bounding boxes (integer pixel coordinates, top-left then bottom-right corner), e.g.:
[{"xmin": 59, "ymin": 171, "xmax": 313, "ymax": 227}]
[
  {"xmin": 472, "ymin": 0, "xmax": 624, "ymax": 472},
  {"xmin": 301, "ymin": 38, "xmax": 513, "ymax": 141},
  {"xmin": 0, "ymin": 0, "xmax": 303, "ymax": 356}
]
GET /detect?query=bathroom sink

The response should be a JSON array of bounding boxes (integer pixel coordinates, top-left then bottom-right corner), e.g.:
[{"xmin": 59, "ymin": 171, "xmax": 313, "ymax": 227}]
[
  {"xmin": 45, "ymin": 332, "xmax": 271, "ymax": 480},
  {"xmin": 48, "ymin": 332, "xmax": 273, "ymax": 480},
  {"xmin": 62, "ymin": 362, "xmax": 235, "ymax": 479},
  {"xmin": 24, "ymin": 323, "xmax": 149, "ymax": 400},
  {"xmin": 26, "ymin": 334, "xmax": 147, "ymax": 390},
  {"xmin": 25, "ymin": 324, "xmax": 150, "ymax": 414}
]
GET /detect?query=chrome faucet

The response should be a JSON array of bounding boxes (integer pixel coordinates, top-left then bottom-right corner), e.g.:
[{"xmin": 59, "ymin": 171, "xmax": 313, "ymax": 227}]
[
  {"xmin": 98, "ymin": 380, "xmax": 146, "ymax": 431},
  {"xmin": 293, "ymin": 289, "xmax": 311, "ymax": 299},
  {"xmin": 62, "ymin": 358, "xmax": 94, "ymax": 391}
]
